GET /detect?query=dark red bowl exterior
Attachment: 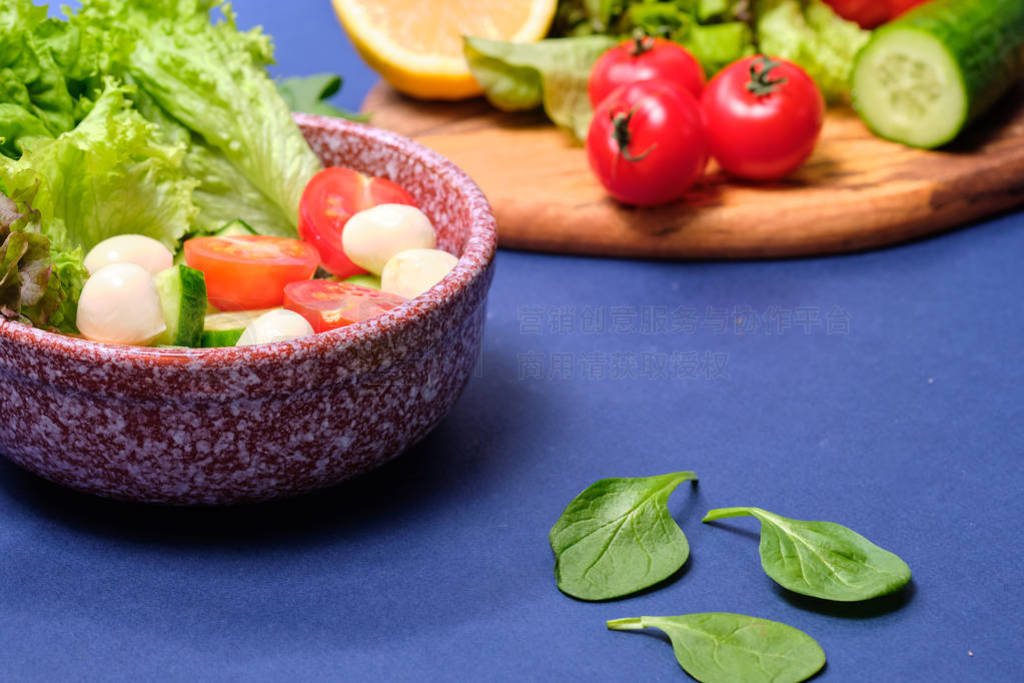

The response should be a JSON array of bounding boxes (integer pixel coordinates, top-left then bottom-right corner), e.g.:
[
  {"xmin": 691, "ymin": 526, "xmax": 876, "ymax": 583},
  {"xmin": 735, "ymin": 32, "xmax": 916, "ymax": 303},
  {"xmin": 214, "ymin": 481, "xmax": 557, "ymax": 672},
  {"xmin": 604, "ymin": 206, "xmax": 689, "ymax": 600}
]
[{"xmin": 0, "ymin": 115, "xmax": 497, "ymax": 504}]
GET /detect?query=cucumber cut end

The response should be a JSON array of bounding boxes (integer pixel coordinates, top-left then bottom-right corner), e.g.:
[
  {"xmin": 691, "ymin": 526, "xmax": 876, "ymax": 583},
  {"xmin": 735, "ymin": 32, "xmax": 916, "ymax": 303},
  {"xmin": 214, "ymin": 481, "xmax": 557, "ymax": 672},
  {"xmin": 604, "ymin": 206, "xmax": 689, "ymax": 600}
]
[
  {"xmin": 853, "ymin": 28, "xmax": 967, "ymax": 149},
  {"xmin": 154, "ymin": 265, "xmax": 207, "ymax": 347}
]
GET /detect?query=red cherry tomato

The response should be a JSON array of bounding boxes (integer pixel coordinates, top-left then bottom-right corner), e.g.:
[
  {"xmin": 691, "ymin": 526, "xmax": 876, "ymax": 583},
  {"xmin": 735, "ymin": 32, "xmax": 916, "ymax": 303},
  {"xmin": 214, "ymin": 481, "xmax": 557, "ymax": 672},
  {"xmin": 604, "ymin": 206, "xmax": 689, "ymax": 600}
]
[
  {"xmin": 283, "ymin": 280, "xmax": 407, "ymax": 332},
  {"xmin": 822, "ymin": 0, "xmax": 891, "ymax": 28},
  {"xmin": 701, "ymin": 56, "xmax": 824, "ymax": 181},
  {"xmin": 184, "ymin": 235, "xmax": 319, "ymax": 311},
  {"xmin": 588, "ymin": 33, "xmax": 705, "ymax": 109},
  {"xmin": 298, "ymin": 167, "xmax": 417, "ymax": 279},
  {"xmin": 887, "ymin": 0, "xmax": 928, "ymax": 18},
  {"xmin": 586, "ymin": 80, "xmax": 708, "ymax": 207}
]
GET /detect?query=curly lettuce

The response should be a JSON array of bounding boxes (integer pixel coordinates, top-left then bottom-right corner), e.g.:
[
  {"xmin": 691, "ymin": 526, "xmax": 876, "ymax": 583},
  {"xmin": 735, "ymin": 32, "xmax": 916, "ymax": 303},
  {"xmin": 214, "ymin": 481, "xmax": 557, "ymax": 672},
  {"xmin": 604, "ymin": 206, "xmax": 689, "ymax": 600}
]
[
  {"xmin": 0, "ymin": 185, "xmax": 83, "ymax": 330},
  {"xmin": 75, "ymin": 0, "xmax": 322, "ymax": 237},
  {"xmin": 0, "ymin": 1, "xmax": 77, "ymax": 157},
  {"xmin": 0, "ymin": 0, "xmax": 325, "ymax": 331},
  {"xmin": 0, "ymin": 82, "xmax": 194, "ymax": 331},
  {"xmin": 1, "ymin": 82, "xmax": 196, "ymax": 255}
]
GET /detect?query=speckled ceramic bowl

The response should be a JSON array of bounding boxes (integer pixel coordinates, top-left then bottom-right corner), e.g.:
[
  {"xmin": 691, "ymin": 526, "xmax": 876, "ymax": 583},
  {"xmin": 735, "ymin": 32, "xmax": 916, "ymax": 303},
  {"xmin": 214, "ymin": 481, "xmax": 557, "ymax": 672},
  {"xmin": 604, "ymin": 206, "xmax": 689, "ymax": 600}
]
[{"xmin": 0, "ymin": 115, "xmax": 497, "ymax": 504}]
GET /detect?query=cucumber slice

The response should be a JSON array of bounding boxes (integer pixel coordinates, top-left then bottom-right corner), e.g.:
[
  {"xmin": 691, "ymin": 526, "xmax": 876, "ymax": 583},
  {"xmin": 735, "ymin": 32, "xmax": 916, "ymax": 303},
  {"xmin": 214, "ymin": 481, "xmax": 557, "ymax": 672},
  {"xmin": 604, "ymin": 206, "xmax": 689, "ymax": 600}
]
[
  {"xmin": 201, "ymin": 328, "xmax": 245, "ymax": 348},
  {"xmin": 852, "ymin": 0, "xmax": 1024, "ymax": 148},
  {"xmin": 214, "ymin": 219, "xmax": 258, "ymax": 238},
  {"xmin": 201, "ymin": 308, "xmax": 276, "ymax": 348},
  {"xmin": 342, "ymin": 274, "xmax": 381, "ymax": 290},
  {"xmin": 154, "ymin": 265, "xmax": 207, "ymax": 347}
]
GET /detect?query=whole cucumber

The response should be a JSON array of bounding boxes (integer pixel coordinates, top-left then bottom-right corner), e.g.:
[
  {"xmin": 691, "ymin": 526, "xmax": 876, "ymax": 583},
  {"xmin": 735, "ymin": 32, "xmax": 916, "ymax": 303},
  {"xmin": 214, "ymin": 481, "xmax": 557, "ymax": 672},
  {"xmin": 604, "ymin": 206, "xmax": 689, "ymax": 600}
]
[{"xmin": 852, "ymin": 0, "xmax": 1024, "ymax": 148}]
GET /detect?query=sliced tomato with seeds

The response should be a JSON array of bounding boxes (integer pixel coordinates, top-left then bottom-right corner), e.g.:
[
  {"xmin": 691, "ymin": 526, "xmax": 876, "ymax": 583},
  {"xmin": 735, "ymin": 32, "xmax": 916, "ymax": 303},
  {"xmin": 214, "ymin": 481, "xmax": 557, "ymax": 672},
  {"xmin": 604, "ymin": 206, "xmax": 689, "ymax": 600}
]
[
  {"xmin": 184, "ymin": 235, "xmax": 319, "ymax": 311},
  {"xmin": 298, "ymin": 167, "xmax": 418, "ymax": 278},
  {"xmin": 283, "ymin": 280, "xmax": 408, "ymax": 332}
]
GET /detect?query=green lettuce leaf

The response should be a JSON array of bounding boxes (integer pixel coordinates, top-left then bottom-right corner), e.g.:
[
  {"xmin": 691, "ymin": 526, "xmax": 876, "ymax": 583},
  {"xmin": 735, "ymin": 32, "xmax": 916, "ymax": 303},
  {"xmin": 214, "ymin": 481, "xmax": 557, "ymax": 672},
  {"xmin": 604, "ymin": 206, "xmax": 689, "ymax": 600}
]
[
  {"xmin": 0, "ymin": 0, "xmax": 132, "ymax": 158},
  {"xmin": 47, "ymin": 246, "xmax": 86, "ymax": 331},
  {"xmin": 0, "ymin": 81, "xmax": 196, "ymax": 255},
  {"xmin": 0, "ymin": 1, "xmax": 76, "ymax": 157},
  {"xmin": 1, "ymin": 0, "xmax": 339, "ymax": 331},
  {"xmin": 756, "ymin": 0, "xmax": 871, "ymax": 102},
  {"xmin": 464, "ymin": 35, "xmax": 617, "ymax": 141},
  {"xmin": 75, "ymin": 0, "xmax": 322, "ymax": 237},
  {"xmin": 0, "ymin": 79, "xmax": 194, "ymax": 332}
]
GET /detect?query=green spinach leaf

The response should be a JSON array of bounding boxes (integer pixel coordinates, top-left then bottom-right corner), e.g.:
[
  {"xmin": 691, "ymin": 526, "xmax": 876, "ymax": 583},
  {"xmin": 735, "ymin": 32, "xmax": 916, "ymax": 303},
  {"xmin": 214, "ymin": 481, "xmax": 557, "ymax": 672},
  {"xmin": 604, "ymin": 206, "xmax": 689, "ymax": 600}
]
[
  {"xmin": 276, "ymin": 74, "xmax": 369, "ymax": 122},
  {"xmin": 703, "ymin": 506, "xmax": 911, "ymax": 601},
  {"xmin": 550, "ymin": 471, "xmax": 697, "ymax": 600},
  {"xmin": 607, "ymin": 612, "xmax": 826, "ymax": 683}
]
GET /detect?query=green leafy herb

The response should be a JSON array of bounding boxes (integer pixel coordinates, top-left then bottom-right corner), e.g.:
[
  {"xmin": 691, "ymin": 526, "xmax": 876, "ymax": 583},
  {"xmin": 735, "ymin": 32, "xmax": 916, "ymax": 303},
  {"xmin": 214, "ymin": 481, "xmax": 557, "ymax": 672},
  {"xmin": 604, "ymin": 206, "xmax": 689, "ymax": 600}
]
[
  {"xmin": 703, "ymin": 506, "xmax": 912, "ymax": 601},
  {"xmin": 549, "ymin": 471, "xmax": 698, "ymax": 600},
  {"xmin": 464, "ymin": 35, "xmax": 617, "ymax": 141},
  {"xmin": 607, "ymin": 612, "xmax": 826, "ymax": 683},
  {"xmin": 276, "ymin": 74, "xmax": 370, "ymax": 122}
]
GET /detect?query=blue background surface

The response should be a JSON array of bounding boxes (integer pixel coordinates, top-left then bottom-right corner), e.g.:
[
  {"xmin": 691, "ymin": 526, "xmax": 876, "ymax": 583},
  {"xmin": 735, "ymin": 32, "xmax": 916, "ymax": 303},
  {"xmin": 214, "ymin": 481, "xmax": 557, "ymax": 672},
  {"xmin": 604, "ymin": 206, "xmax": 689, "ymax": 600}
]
[{"xmin": 6, "ymin": 1, "xmax": 1023, "ymax": 681}]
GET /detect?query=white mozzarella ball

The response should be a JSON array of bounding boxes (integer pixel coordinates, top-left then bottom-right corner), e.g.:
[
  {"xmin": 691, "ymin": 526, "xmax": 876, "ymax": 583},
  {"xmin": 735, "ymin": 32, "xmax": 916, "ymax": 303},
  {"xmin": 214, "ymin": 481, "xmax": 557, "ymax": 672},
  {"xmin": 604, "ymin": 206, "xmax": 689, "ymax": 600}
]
[
  {"xmin": 76, "ymin": 263, "xmax": 167, "ymax": 345},
  {"xmin": 84, "ymin": 234, "xmax": 174, "ymax": 275},
  {"xmin": 380, "ymin": 248, "xmax": 459, "ymax": 300},
  {"xmin": 235, "ymin": 309, "xmax": 314, "ymax": 346},
  {"xmin": 342, "ymin": 204, "xmax": 436, "ymax": 275}
]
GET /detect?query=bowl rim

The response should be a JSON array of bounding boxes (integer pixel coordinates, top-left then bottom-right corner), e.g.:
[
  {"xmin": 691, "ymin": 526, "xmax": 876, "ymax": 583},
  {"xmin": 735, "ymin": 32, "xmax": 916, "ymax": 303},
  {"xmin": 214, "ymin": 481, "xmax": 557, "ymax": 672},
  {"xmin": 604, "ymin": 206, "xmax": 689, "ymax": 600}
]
[{"xmin": 0, "ymin": 114, "xmax": 497, "ymax": 368}]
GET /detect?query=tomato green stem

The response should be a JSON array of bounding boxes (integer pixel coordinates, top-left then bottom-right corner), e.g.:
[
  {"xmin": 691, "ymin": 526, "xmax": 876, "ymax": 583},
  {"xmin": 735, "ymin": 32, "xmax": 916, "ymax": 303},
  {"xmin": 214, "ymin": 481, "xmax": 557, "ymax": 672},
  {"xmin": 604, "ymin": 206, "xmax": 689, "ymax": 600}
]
[
  {"xmin": 628, "ymin": 28, "xmax": 654, "ymax": 57},
  {"xmin": 610, "ymin": 109, "xmax": 656, "ymax": 163},
  {"xmin": 746, "ymin": 56, "xmax": 787, "ymax": 96}
]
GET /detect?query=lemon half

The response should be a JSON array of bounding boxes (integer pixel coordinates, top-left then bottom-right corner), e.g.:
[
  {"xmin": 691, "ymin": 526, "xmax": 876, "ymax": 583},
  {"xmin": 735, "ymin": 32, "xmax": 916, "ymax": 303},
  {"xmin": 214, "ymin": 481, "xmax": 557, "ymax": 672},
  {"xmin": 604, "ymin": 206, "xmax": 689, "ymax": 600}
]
[{"xmin": 332, "ymin": 0, "xmax": 557, "ymax": 100}]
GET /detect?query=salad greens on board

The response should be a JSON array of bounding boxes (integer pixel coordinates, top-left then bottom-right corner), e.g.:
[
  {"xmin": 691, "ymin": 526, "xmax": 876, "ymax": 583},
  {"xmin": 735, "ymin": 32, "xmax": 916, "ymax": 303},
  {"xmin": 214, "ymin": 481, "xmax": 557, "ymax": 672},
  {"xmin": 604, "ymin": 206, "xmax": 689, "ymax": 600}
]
[
  {"xmin": 465, "ymin": 0, "xmax": 869, "ymax": 139},
  {"xmin": 464, "ymin": 36, "xmax": 617, "ymax": 141},
  {"xmin": 0, "ymin": 0, "xmax": 322, "ymax": 333},
  {"xmin": 553, "ymin": 0, "xmax": 755, "ymax": 74}
]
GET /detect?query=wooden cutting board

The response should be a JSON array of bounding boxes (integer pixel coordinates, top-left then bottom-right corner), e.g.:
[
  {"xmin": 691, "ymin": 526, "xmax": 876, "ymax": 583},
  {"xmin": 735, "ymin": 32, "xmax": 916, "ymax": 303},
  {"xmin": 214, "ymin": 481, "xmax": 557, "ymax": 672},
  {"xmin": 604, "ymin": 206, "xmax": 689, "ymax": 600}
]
[{"xmin": 362, "ymin": 83, "xmax": 1024, "ymax": 258}]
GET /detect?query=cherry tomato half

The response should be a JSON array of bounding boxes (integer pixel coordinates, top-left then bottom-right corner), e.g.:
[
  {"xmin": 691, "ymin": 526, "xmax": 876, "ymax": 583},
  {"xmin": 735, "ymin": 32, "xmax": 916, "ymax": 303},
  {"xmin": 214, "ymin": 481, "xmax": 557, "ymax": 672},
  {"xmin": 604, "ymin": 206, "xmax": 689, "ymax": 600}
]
[
  {"xmin": 586, "ymin": 80, "xmax": 709, "ymax": 207},
  {"xmin": 184, "ymin": 235, "xmax": 319, "ymax": 311},
  {"xmin": 588, "ymin": 34, "xmax": 705, "ymax": 109},
  {"xmin": 283, "ymin": 280, "xmax": 407, "ymax": 332},
  {"xmin": 298, "ymin": 167, "xmax": 418, "ymax": 279},
  {"xmin": 701, "ymin": 55, "xmax": 824, "ymax": 181}
]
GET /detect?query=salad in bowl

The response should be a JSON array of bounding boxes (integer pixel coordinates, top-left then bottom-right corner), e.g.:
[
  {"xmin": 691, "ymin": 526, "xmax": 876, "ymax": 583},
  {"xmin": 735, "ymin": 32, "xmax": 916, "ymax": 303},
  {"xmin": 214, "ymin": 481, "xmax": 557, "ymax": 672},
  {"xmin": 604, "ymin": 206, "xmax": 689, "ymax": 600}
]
[
  {"xmin": 0, "ymin": 0, "xmax": 497, "ymax": 503},
  {"xmin": 1, "ymin": 0, "xmax": 458, "ymax": 348}
]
